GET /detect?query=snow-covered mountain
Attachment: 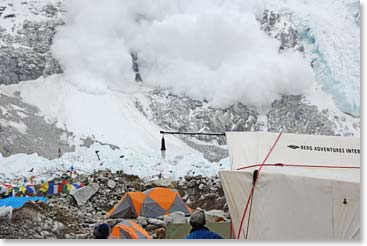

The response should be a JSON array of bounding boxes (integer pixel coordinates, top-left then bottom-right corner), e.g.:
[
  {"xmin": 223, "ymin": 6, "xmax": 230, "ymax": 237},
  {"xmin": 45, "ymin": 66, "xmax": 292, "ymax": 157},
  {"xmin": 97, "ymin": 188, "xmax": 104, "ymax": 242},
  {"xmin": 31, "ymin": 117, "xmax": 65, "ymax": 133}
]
[{"xmin": 0, "ymin": 0, "xmax": 360, "ymax": 183}]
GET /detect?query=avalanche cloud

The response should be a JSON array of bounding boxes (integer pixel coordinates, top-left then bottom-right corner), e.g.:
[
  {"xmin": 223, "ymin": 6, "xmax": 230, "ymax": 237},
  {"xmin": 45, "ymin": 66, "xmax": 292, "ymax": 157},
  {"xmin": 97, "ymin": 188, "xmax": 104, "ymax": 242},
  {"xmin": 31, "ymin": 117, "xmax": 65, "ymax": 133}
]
[{"xmin": 52, "ymin": 0, "xmax": 315, "ymax": 111}]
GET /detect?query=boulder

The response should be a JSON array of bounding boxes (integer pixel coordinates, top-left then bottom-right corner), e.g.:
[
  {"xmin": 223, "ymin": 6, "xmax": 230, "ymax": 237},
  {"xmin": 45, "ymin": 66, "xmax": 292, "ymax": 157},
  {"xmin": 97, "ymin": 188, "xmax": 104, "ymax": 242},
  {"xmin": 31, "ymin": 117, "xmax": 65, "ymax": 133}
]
[
  {"xmin": 70, "ymin": 183, "xmax": 99, "ymax": 206},
  {"xmin": 0, "ymin": 206, "xmax": 12, "ymax": 221},
  {"xmin": 154, "ymin": 227, "xmax": 166, "ymax": 239},
  {"xmin": 144, "ymin": 178, "xmax": 174, "ymax": 189},
  {"xmin": 107, "ymin": 180, "xmax": 116, "ymax": 189},
  {"xmin": 136, "ymin": 216, "xmax": 148, "ymax": 226},
  {"xmin": 205, "ymin": 210, "xmax": 226, "ymax": 223},
  {"xmin": 187, "ymin": 180, "xmax": 196, "ymax": 188},
  {"xmin": 163, "ymin": 211, "xmax": 187, "ymax": 224},
  {"xmin": 75, "ymin": 233, "xmax": 89, "ymax": 239},
  {"xmin": 147, "ymin": 218, "xmax": 167, "ymax": 227}
]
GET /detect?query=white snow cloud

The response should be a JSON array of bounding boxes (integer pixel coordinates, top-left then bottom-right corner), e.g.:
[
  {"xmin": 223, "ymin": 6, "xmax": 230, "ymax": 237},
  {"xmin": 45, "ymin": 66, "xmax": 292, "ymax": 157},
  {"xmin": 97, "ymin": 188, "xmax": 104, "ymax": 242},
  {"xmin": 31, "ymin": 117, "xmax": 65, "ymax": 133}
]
[{"xmin": 52, "ymin": 0, "xmax": 315, "ymax": 110}]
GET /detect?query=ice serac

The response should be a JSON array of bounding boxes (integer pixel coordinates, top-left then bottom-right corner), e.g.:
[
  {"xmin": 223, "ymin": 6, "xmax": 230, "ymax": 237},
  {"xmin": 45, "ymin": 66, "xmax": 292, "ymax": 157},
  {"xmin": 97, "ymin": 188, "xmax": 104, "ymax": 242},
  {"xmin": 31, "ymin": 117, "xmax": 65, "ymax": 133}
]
[{"xmin": 261, "ymin": 1, "xmax": 360, "ymax": 116}]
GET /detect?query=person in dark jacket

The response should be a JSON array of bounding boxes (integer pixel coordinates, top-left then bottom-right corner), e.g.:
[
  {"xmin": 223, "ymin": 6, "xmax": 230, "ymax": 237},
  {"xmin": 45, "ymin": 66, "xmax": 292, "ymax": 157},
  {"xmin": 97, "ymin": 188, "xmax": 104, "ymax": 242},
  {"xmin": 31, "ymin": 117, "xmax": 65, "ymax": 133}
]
[
  {"xmin": 186, "ymin": 210, "xmax": 224, "ymax": 239},
  {"xmin": 93, "ymin": 223, "xmax": 111, "ymax": 239}
]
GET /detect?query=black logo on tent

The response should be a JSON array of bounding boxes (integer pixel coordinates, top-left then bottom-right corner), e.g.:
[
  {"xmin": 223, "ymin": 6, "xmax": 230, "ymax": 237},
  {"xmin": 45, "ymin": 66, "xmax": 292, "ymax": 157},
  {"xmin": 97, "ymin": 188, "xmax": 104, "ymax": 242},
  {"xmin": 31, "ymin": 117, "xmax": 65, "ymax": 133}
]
[{"xmin": 288, "ymin": 145, "xmax": 300, "ymax": 149}]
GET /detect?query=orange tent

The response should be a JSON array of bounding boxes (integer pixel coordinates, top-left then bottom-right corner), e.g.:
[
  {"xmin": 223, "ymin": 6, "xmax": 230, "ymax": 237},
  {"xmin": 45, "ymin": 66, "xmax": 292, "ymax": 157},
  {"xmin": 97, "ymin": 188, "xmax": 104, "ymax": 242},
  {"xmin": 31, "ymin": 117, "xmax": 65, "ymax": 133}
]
[
  {"xmin": 109, "ymin": 220, "xmax": 152, "ymax": 239},
  {"xmin": 105, "ymin": 187, "xmax": 192, "ymax": 219}
]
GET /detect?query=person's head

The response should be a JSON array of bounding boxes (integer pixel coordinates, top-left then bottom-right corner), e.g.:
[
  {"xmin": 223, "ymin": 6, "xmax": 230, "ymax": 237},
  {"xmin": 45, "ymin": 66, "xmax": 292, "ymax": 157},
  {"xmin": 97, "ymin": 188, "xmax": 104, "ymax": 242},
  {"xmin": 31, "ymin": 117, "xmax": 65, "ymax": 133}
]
[
  {"xmin": 189, "ymin": 210, "xmax": 206, "ymax": 228},
  {"xmin": 93, "ymin": 223, "xmax": 111, "ymax": 239}
]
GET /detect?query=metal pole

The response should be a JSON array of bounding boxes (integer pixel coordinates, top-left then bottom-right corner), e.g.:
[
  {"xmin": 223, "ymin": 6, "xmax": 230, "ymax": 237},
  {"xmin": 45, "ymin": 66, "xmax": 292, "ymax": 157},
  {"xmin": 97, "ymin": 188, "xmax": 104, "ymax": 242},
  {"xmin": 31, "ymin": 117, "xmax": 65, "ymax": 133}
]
[{"xmin": 159, "ymin": 130, "xmax": 225, "ymax": 136}]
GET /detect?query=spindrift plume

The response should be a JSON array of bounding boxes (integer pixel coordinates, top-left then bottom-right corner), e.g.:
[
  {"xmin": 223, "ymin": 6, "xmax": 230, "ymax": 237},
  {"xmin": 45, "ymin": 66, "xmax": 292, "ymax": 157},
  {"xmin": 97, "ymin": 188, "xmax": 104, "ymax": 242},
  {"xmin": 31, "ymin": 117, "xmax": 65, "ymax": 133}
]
[{"xmin": 52, "ymin": 0, "xmax": 315, "ymax": 111}]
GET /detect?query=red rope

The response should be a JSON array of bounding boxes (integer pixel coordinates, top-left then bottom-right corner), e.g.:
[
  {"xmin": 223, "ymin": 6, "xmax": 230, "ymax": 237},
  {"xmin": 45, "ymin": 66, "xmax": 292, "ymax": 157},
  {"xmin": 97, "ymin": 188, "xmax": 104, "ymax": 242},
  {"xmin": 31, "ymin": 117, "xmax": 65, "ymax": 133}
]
[
  {"xmin": 229, "ymin": 219, "xmax": 234, "ymax": 239},
  {"xmin": 236, "ymin": 163, "xmax": 360, "ymax": 170},
  {"xmin": 237, "ymin": 132, "xmax": 283, "ymax": 239}
]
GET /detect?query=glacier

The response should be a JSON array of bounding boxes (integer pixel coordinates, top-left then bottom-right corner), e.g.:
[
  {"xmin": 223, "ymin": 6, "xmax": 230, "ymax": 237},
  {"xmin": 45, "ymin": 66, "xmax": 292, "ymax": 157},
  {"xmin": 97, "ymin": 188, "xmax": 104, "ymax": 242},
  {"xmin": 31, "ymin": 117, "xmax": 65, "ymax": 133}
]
[
  {"xmin": 0, "ymin": 0, "xmax": 360, "ymax": 182},
  {"xmin": 264, "ymin": 0, "xmax": 360, "ymax": 116}
]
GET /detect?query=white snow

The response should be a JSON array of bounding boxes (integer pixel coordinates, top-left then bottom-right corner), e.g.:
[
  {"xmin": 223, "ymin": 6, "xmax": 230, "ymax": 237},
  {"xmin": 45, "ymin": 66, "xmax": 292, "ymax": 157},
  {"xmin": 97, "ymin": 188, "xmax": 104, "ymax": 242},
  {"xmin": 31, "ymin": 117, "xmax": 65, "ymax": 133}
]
[
  {"xmin": 0, "ymin": 0, "xmax": 63, "ymax": 36},
  {"xmin": 265, "ymin": 0, "xmax": 360, "ymax": 116},
  {"xmin": 0, "ymin": 142, "xmax": 229, "ymax": 182},
  {"xmin": 0, "ymin": 119, "xmax": 28, "ymax": 134},
  {"xmin": 0, "ymin": 0, "xmax": 360, "ymax": 184},
  {"xmin": 0, "ymin": 75, "xmax": 230, "ymax": 181}
]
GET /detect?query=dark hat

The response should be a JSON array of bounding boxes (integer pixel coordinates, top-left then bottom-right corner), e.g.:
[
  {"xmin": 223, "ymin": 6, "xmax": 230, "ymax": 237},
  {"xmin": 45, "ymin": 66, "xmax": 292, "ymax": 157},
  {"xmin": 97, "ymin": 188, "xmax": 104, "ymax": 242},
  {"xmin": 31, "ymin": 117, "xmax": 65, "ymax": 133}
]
[
  {"xmin": 94, "ymin": 223, "xmax": 111, "ymax": 239},
  {"xmin": 189, "ymin": 210, "xmax": 206, "ymax": 227}
]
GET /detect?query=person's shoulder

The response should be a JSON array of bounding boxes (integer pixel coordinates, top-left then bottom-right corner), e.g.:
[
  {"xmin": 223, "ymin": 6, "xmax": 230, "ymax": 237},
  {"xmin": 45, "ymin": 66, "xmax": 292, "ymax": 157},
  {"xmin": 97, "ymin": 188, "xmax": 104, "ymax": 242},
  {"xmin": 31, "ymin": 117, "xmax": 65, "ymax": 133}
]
[
  {"xmin": 185, "ymin": 233, "xmax": 195, "ymax": 239},
  {"xmin": 207, "ymin": 231, "xmax": 223, "ymax": 239}
]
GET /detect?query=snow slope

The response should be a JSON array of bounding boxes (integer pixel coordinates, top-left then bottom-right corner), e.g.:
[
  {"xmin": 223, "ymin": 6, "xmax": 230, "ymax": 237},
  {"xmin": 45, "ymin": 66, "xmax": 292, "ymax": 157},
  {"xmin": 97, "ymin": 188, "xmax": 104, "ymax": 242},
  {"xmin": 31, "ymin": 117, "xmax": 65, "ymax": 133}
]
[
  {"xmin": 0, "ymin": 0, "xmax": 360, "ymax": 183},
  {"xmin": 0, "ymin": 75, "xmax": 229, "ymax": 181}
]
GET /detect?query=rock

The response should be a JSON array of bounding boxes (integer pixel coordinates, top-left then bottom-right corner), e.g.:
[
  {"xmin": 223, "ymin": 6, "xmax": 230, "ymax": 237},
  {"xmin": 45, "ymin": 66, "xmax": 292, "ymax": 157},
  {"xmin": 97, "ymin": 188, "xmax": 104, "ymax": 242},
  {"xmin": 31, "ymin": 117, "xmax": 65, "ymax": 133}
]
[
  {"xmin": 0, "ymin": 206, "xmax": 12, "ymax": 221},
  {"xmin": 198, "ymin": 184, "xmax": 204, "ymax": 190},
  {"xmin": 187, "ymin": 180, "xmax": 196, "ymax": 188},
  {"xmin": 205, "ymin": 210, "xmax": 226, "ymax": 223},
  {"xmin": 163, "ymin": 211, "xmax": 187, "ymax": 224},
  {"xmin": 40, "ymin": 231, "xmax": 51, "ymax": 238},
  {"xmin": 145, "ymin": 224, "xmax": 158, "ymax": 232},
  {"xmin": 181, "ymin": 194, "xmax": 188, "ymax": 201},
  {"xmin": 153, "ymin": 227, "xmax": 166, "ymax": 239},
  {"xmin": 136, "ymin": 216, "xmax": 148, "ymax": 226},
  {"xmin": 186, "ymin": 199, "xmax": 192, "ymax": 206},
  {"xmin": 75, "ymin": 233, "xmax": 89, "ymax": 239},
  {"xmin": 205, "ymin": 193, "xmax": 216, "ymax": 199},
  {"xmin": 52, "ymin": 222, "xmax": 64, "ymax": 232},
  {"xmin": 213, "ymin": 182, "xmax": 222, "ymax": 189},
  {"xmin": 0, "ymin": 170, "xmax": 228, "ymax": 239},
  {"xmin": 107, "ymin": 180, "xmax": 116, "ymax": 189},
  {"xmin": 147, "ymin": 218, "xmax": 167, "ymax": 228},
  {"xmin": 0, "ymin": 94, "xmax": 75, "ymax": 159},
  {"xmin": 144, "ymin": 178, "xmax": 174, "ymax": 189},
  {"xmin": 184, "ymin": 176, "xmax": 193, "ymax": 182},
  {"xmin": 70, "ymin": 183, "xmax": 99, "ymax": 206}
]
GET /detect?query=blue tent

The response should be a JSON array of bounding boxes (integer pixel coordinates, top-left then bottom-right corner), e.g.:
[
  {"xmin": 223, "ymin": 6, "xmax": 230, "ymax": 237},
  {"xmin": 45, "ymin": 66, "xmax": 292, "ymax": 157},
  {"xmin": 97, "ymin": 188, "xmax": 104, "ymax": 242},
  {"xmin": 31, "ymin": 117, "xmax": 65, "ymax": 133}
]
[{"xmin": 0, "ymin": 197, "xmax": 47, "ymax": 209}]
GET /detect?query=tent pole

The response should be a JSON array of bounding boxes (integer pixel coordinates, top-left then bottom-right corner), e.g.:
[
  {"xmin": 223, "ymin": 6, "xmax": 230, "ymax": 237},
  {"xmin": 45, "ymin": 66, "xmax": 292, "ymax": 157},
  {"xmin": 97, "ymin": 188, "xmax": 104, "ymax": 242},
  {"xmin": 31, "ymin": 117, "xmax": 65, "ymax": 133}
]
[{"xmin": 245, "ymin": 170, "xmax": 258, "ymax": 239}]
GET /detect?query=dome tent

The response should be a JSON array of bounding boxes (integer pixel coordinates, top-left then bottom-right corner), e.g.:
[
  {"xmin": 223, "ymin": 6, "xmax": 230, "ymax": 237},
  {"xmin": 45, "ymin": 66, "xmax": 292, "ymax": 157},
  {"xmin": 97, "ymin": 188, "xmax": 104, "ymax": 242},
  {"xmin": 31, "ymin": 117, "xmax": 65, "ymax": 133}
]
[
  {"xmin": 109, "ymin": 220, "xmax": 152, "ymax": 239},
  {"xmin": 105, "ymin": 187, "xmax": 192, "ymax": 219}
]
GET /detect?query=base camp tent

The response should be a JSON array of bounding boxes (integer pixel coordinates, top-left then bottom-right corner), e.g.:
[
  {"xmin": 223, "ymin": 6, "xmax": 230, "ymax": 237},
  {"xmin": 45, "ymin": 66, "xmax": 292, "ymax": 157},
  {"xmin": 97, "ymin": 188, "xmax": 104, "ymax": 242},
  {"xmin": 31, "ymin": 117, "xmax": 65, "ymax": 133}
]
[
  {"xmin": 219, "ymin": 131, "xmax": 360, "ymax": 240},
  {"xmin": 109, "ymin": 220, "xmax": 152, "ymax": 239},
  {"xmin": 105, "ymin": 187, "xmax": 192, "ymax": 219}
]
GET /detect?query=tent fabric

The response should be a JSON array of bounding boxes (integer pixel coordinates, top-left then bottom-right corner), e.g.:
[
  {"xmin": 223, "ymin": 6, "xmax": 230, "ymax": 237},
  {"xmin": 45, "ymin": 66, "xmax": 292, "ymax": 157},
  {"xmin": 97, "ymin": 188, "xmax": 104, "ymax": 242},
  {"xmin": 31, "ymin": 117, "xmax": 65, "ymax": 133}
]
[
  {"xmin": 225, "ymin": 132, "xmax": 360, "ymax": 178},
  {"xmin": 108, "ymin": 220, "xmax": 152, "ymax": 239},
  {"xmin": 109, "ymin": 195, "xmax": 135, "ymax": 219},
  {"xmin": 165, "ymin": 222, "xmax": 230, "ymax": 239},
  {"xmin": 141, "ymin": 196, "xmax": 166, "ymax": 218},
  {"xmin": 220, "ymin": 171, "xmax": 360, "ymax": 240},
  {"xmin": 105, "ymin": 187, "xmax": 192, "ymax": 219},
  {"xmin": 220, "ymin": 132, "xmax": 360, "ymax": 240},
  {"xmin": 0, "ymin": 196, "xmax": 47, "ymax": 209}
]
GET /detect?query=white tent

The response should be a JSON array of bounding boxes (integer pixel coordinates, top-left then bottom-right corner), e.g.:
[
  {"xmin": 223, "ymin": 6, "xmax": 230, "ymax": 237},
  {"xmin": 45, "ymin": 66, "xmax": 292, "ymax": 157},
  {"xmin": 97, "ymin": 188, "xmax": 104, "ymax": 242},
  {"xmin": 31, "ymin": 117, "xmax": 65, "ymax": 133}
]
[{"xmin": 219, "ymin": 132, "xmax": 360, "ymax": 240}]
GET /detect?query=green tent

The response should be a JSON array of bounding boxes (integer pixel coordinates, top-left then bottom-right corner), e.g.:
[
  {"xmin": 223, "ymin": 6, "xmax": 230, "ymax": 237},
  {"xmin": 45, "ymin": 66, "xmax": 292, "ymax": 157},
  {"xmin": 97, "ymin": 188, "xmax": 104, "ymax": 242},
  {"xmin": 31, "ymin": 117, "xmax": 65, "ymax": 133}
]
[{"xmin": 165, "ymin": 222, "xmax": 231, "ymax": 239}]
